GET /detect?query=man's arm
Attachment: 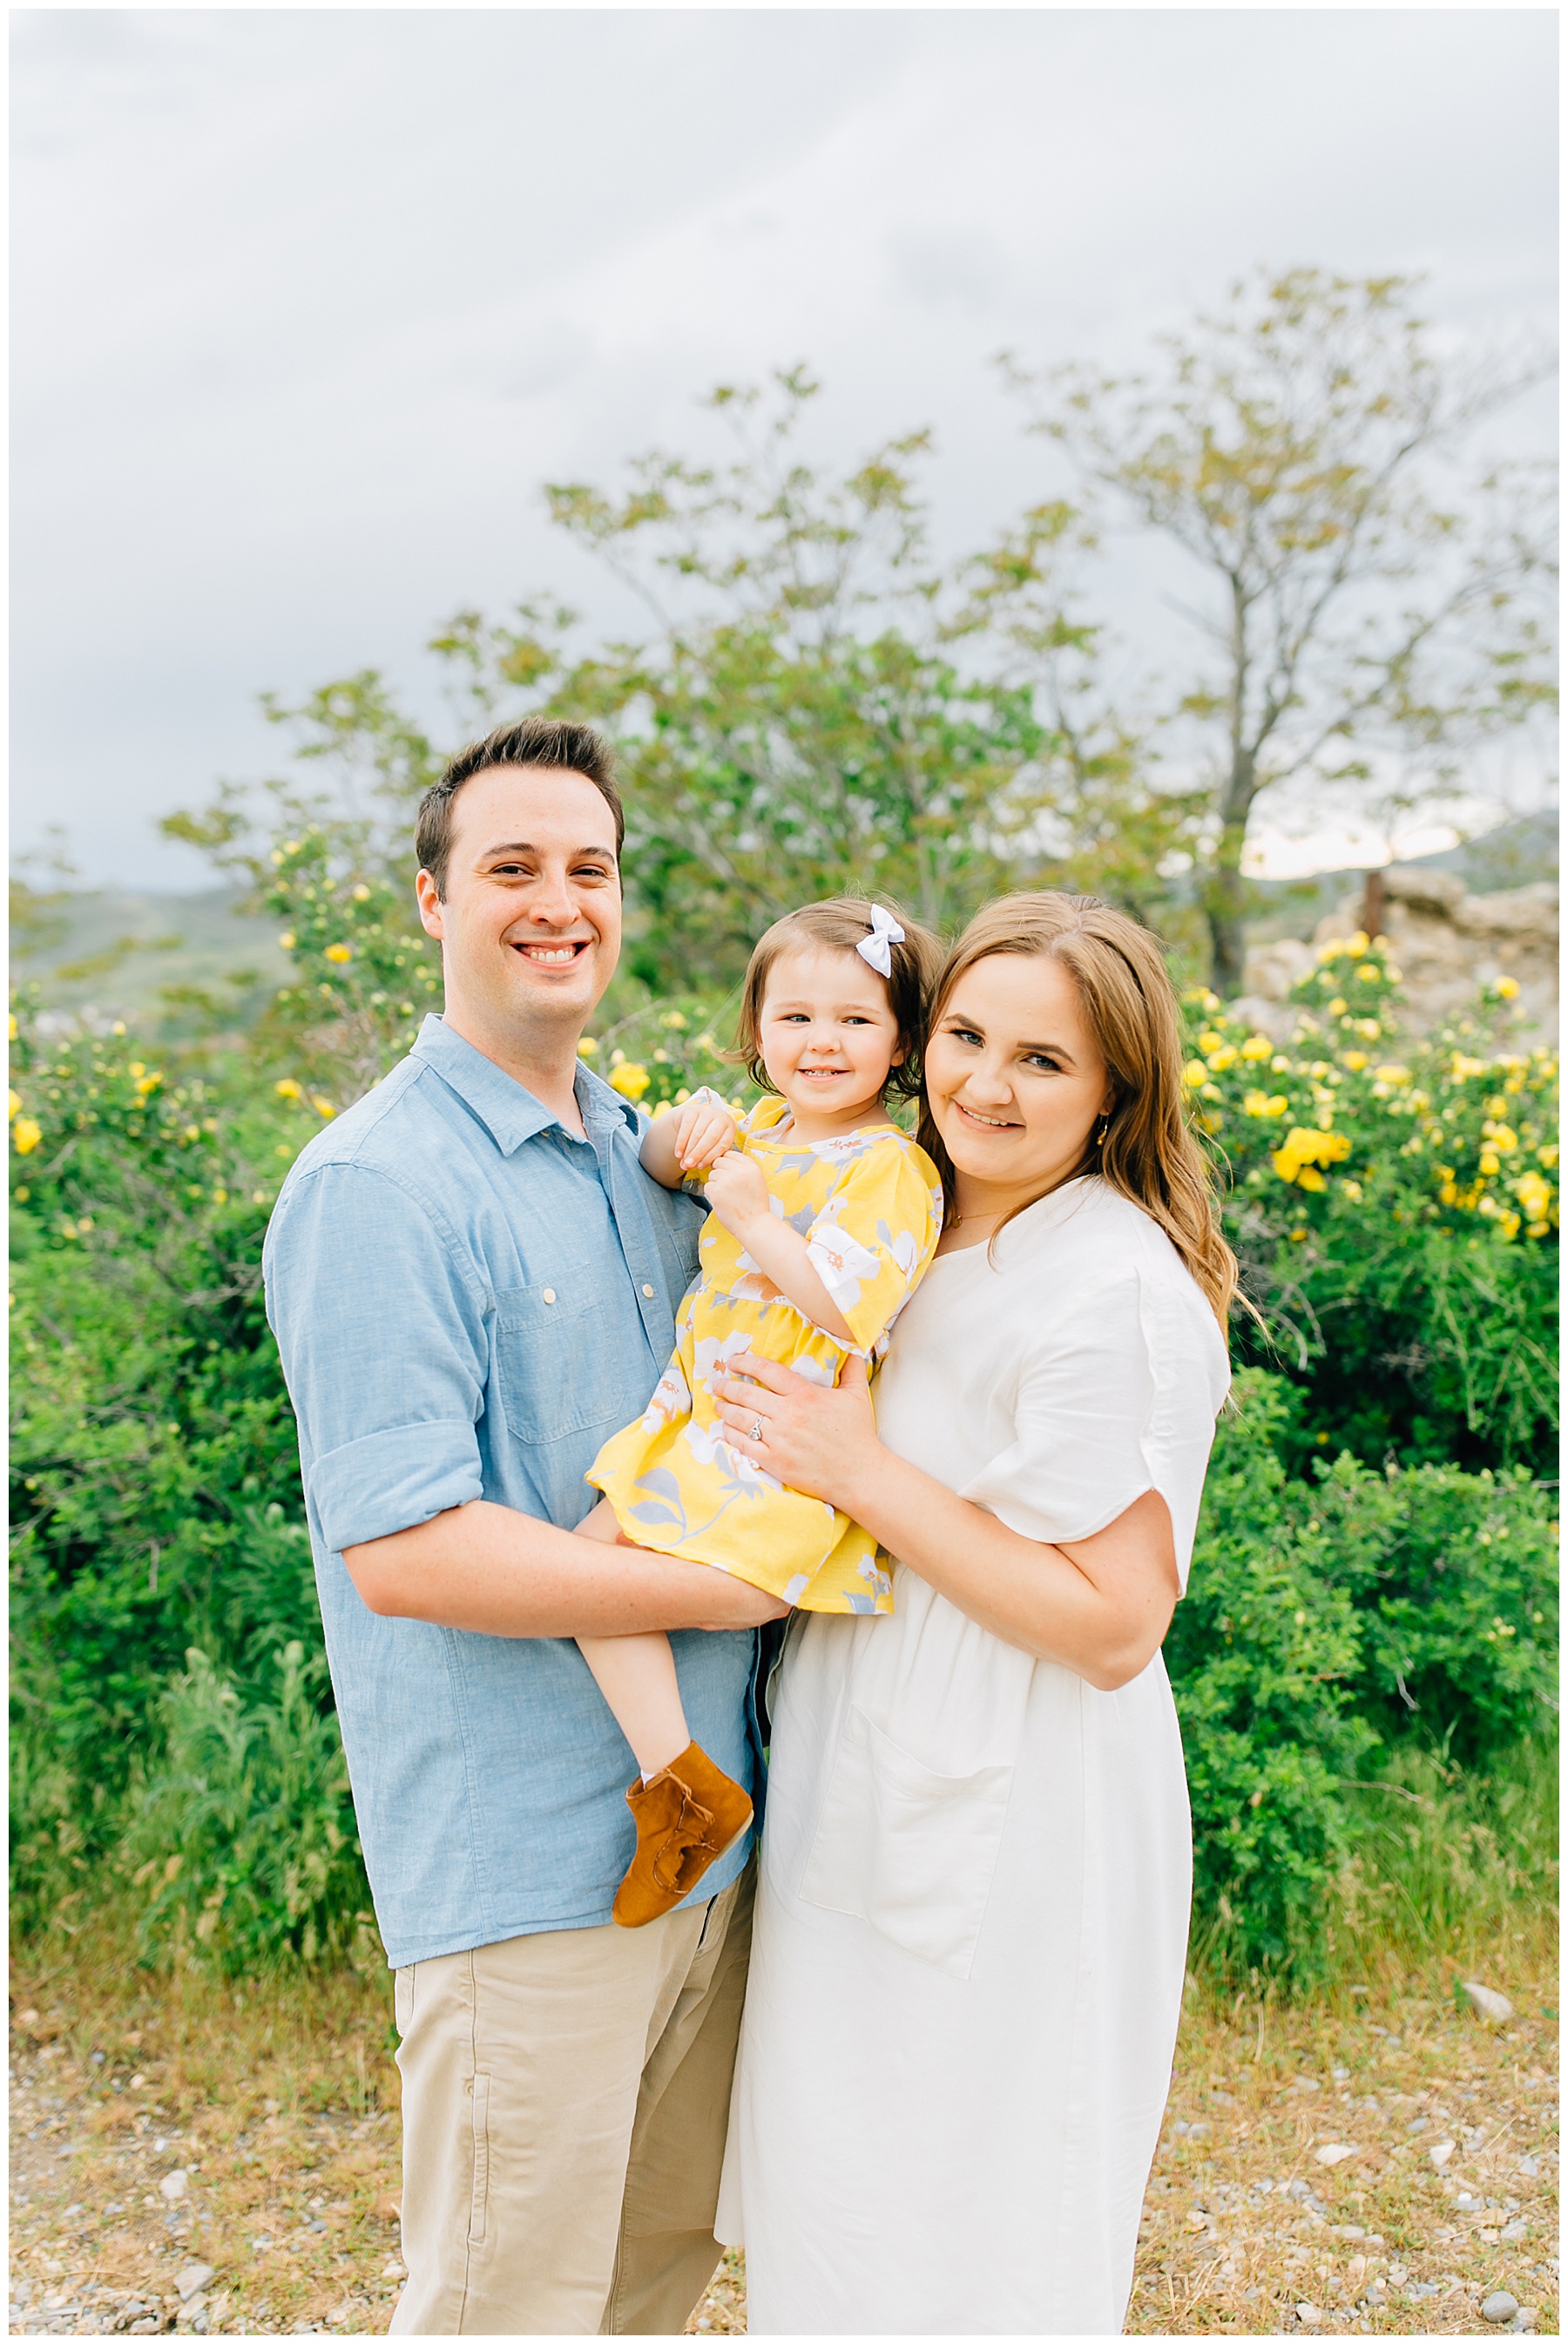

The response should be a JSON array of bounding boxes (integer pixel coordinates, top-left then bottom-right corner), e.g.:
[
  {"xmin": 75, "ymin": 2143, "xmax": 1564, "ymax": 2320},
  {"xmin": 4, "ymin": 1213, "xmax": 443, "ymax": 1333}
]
[{"xmin": 346, "ymin": 1498, "xmax": 787, "ymax": 1634}]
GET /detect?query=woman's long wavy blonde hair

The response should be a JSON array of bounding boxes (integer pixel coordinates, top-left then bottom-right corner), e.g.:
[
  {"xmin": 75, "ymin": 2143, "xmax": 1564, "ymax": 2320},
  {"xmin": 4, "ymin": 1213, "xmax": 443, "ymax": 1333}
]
[{"xmin": 916, "ymin": 891, "xmax": 1239, "ymax": 1329}]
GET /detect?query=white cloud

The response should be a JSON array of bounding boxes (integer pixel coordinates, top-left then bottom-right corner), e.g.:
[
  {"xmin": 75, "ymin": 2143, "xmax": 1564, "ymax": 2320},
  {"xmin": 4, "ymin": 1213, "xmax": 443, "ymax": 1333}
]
[{"xmin": 12, "ymin": 8, "xmax": 1556, "ymax": 886}]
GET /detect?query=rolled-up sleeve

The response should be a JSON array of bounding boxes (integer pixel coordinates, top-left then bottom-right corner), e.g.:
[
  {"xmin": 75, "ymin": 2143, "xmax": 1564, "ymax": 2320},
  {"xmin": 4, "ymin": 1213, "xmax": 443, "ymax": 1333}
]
[{"xmin": 265, "ymin": 1162, "xmax": 488, "ymax": 1552}]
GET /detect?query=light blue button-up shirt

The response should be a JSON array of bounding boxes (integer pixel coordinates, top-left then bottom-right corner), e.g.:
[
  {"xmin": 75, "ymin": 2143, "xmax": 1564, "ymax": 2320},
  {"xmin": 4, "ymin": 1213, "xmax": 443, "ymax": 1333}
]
[{"xmin": 263, "ymin": 1014, "xmax": 759, "ymax": 1969}]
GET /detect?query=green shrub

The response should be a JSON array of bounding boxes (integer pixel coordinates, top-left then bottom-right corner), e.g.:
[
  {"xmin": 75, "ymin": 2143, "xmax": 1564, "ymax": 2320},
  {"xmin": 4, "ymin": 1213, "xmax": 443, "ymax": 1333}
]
[
  {"xmin": 1170, "ymin": 1368, "xmax": 1558, "ymax": 1977},
  {"xmin": 123, "ymin": 1639, "xmax": 368, "ymax": 1971}
]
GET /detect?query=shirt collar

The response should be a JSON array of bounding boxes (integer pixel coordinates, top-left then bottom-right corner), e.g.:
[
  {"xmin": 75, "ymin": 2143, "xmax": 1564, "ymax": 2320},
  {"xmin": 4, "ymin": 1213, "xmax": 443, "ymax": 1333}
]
[{"xmin": 409, "ymin": 1015, "xmax": 640, "ymax": 1157}]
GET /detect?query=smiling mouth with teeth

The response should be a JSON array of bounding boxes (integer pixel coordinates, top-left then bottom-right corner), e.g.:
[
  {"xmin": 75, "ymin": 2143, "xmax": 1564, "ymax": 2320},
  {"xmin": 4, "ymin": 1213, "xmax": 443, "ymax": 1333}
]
[
  {"xmin": 956, "ymin": 1102, "xmax": 1021, "ymax": 1129},
  {"xmin": 515, "ymin": 940, "xmax": 589, "ymax": 965}
]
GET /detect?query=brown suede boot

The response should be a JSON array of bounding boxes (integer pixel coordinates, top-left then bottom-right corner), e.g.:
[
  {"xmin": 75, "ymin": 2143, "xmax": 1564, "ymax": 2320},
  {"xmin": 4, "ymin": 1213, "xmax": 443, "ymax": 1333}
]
[{"xmin": 612, "ymin": 1743, "xmax": 754, "ymax": 1929}]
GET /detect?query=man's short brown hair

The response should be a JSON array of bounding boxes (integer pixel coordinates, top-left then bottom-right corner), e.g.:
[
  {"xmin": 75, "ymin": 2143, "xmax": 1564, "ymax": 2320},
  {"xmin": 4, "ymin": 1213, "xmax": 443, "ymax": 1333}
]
[{"xmin": 416, "ymin": 718, "xmax": 625, "ymax": 898}]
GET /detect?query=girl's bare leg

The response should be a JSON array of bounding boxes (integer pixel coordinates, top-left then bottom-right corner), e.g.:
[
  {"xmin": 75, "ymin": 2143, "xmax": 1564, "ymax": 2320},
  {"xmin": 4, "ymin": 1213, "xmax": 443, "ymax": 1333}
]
[{"xmin": 572, "ymin": 1501, "xmax": 691, "ymax": 1776}]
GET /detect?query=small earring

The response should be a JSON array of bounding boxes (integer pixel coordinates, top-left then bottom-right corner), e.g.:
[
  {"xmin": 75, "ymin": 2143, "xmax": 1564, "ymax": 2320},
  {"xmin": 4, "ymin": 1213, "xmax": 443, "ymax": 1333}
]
[{"xmin": 1094, "ymin": 1115, "xmax": 1110, "ymax": 1148}]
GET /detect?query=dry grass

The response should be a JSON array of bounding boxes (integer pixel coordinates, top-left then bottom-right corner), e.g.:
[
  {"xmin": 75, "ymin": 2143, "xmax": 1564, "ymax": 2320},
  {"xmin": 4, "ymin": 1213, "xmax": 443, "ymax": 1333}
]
[{"xmin": 10, "ymin": 1930, "xmax": 1558, "ymax": 2337}]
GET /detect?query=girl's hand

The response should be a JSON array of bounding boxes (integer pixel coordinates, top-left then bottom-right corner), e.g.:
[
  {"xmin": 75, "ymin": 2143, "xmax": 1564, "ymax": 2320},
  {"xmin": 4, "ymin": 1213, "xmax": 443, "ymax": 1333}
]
[
  {"xmin": 672, "ymin": 1095, "xmax": 737, "ymax": 1173},
  {"xmin": 704, "ymin": 1149, "xmax": 774, "ymax": 1241},
  {"xmin": 714, "ymin": 1352, "xmax": 880, "ymax": 1509}
]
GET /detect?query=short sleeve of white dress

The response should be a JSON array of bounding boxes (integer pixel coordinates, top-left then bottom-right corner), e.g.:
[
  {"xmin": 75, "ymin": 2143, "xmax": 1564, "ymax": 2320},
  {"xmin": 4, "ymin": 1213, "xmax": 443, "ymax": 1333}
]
[{"xmin": 958, "ymin": 1207, "xmax": 1230, "ymax": 1591}]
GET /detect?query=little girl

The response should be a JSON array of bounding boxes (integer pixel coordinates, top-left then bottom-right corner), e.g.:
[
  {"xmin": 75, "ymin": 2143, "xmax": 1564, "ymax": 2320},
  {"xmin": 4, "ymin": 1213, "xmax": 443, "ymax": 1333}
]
[{"xmin": 576, "ymin": 898, "xmax": 945, "ymax": 1927}]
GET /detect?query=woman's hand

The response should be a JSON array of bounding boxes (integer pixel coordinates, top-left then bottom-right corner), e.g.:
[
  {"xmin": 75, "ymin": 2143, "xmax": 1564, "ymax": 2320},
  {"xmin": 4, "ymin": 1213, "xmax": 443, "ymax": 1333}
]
[{"xmin": 714, "ymin": 1352, "xmax": 881, "ymax": 1510}]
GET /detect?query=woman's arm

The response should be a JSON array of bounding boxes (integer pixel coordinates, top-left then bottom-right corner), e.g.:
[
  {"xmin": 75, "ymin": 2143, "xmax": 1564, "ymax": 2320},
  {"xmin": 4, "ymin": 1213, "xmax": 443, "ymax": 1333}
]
[{"xmin": 713, "ymin": 1355, "xmax": 1179, "ymax": 1690}]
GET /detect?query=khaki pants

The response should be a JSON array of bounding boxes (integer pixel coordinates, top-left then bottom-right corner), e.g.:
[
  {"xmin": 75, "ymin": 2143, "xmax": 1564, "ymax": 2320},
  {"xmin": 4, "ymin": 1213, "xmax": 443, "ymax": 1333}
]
[{"xmin": 389, "ymin": 1861, "xmax": 753, "ymax": 2337}]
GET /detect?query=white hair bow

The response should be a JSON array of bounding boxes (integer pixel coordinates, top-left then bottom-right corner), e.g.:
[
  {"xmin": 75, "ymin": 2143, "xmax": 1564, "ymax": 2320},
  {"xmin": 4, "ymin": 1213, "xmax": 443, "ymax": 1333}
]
[{"xmin": 855, "ymin": 903, "xmax": 906, "ymax": 979}]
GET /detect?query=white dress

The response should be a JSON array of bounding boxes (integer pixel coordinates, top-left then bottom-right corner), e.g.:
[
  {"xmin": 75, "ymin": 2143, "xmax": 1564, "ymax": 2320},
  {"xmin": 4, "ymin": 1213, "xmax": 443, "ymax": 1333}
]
[{"xmin": 716, "ymin": 1175, "xmax": 1232, "ymax": 2335}]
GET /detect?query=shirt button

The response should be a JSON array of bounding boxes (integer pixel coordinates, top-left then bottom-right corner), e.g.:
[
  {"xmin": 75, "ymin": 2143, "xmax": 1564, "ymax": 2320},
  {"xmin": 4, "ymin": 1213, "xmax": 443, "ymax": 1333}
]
[
  {"xmin": 542, "ymin": 1289, "xmax": 557, "ymax": 1305},
  {"xmin": 642, "ymin": 1284, "xmax": 655, "ymax": 1298}
]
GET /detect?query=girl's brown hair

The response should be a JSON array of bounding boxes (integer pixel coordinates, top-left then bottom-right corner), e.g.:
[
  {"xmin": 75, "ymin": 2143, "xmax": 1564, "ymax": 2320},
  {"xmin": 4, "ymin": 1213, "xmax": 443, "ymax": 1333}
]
[
  {"xmin": 916, "ymin": 891, "xmax": 1239, "ymax": 1328},
  {"xmin": 733, "ymin": 897, "xmax": 943, "ymax": 1104}
]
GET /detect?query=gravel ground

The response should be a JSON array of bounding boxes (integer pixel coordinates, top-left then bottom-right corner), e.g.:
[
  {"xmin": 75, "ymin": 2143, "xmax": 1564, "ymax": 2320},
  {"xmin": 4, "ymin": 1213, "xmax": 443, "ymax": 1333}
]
[{"xmin": 10, "ymin": 1950, "xmax": 1556, "ymax": 2336}]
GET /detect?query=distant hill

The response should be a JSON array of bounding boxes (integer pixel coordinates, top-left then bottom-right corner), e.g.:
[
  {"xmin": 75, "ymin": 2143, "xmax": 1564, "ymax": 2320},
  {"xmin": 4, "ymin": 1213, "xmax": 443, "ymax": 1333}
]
[
  {"xmin": 11, "ymin": 810, "xmax": 1558, "ymax": 1029},
  {"xmin": 1243, "ymin": 811, "xmax": 1558, "ymax": 945},
  {"xmin": 13, "ymin": 886, "xmax": 291, "ymax": 1033}
]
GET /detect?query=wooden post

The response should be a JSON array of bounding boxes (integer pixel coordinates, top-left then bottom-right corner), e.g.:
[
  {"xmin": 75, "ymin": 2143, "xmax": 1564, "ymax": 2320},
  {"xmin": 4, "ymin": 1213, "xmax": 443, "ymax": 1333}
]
[{"xmin": 1362, "ymin": 867, "xmax": 1386, "ymax": 940}]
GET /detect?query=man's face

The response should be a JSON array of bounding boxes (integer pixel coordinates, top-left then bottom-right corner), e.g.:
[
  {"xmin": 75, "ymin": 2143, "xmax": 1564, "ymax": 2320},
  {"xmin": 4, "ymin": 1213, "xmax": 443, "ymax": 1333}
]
[{"xmin": 416, "ymin": 764, "xmax": 622, "ymax": 1048}]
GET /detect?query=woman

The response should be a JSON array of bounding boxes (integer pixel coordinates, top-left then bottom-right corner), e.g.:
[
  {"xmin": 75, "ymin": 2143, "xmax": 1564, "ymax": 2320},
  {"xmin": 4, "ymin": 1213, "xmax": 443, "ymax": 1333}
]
[{"xmin": 712, "ymin": 892, "xmax": 1234, "ymax": 2334}]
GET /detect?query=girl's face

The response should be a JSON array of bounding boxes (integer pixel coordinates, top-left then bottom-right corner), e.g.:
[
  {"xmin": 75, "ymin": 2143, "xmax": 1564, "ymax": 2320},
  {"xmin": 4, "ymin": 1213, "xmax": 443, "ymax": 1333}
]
[
  {"xmin": 758, "ymin": 946, "xmax": 904, "ymax": 1131},
  {"xmin": 924, "ymin": 952, "xmax": 1113, "ymax": 1212}
]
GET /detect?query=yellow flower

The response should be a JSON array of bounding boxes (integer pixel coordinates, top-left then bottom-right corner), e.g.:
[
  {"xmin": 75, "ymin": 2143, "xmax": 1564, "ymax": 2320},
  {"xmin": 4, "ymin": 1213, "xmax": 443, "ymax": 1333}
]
[
  {"xmin": 1345, "ymin": 932, "xmax": 1369, "ymax": 957},
  {"xmin": 1243, "ymin": 1091, "xmax": 1290, "ymax": 1120},
  {"xmin": 1373, "ymin": 1065, "xmax": 1410, "ymax": 1087},
  {"xmin": 650, "ymin": 1098, "xmax": 673, "ymax": 1120},
  {"xmin": 1497, "ymin": 1209, "xmax": 1523, "ymax": 1241},
  {"xmin": 577, "ymin": 1037, "xmax": 599, "ymax": 1057},
  {"xmin": 1295, "ymin": 1166, "xmax": 1327, "ymax": 1192},
  {"xmin": 12, "ymin": 1117, "xmax": 42, "ymax": 1155},
  {"xmin": 1479, "ymin": 1151, "xmax": 1501, "ymax": 1177},
  {"xmin": 274, "ymin": 1079, "xmax": 304, "ymax": 1100},
  {"xmin": 353, "ymin": 884, "xmax": 372, "ymax": 902},
  {"xmin": 1482, "ymin": 1121, "xmax": 1517, "ymax": 1151},
  {"xmin": 310, "ymin": 1094, "xmax": 336, "ymax": 1119},
  {"xmin": 1450, "ymin": 1053, "xmax": 1486, "ymax": 1081},
  {"xmin": 1539, "ymin": 1143, "xmax": 1559, "ymax": 1168},
  {"xmin": 1240, "ymin": 1033, "xmax": 1274, "ymax": 1061},
  {"xmin": 1181, "ymin": 1060, "xmax": 1207, "ymax": 1088},
  {"xmin": 324, "ymin": 943, "xmax": 353, "ymax": 964},
  {"xmin": 1355, "ymin": 963, "xmax": 1381, "ymax": 983},
  {"xmin": 1513, "ymin": 1170, "xmax": 1553, "ymax": 1220},
  {"xmin": 1328, "ymin": 997, "xmax": 1348, "ymax": 1017},
  {"xmin": 660, "ymin": 1010, "xmax": 688, "ymax": 1031},
  {"xmin": 1288, "ymin": 1226, "xmax": 1308, "ymax": 1243},
  {"xmin": 134, "ymin": 1070, "xmax": 162, "ymax": 1097},
  {"xmin": 1342, "ymin": 1180, "xmax": 1363, "ymax": 1202},
  {"xmin": 609, "ymin": 1061, "xmax": 652, "ymax": 1102},
  {"xmin": 1271, "ymin": 1127, "xmax": 1352, "ymax": 1184},
  {"xmin": 279, "ymin": 932, "xmax": 296, "ymax": 951},
  {"xmin": 7, "ymin": 1015, "xmax": 16, "ymax": 1041},
  {"xmin": 7, "ymin": 1090, "xmax": 19, "ymax": 1123},
  {"xmin": 1496, "ymin": 976, "xmax": 1521, "ymax": 999},
  {"xmin": 1342, "ymin": 1052, "xmax": 1369, "ymax": 1072},
  {"xmin": 1206, "ymin": 1044, "xmax": 1238, "ymax": 1073}
]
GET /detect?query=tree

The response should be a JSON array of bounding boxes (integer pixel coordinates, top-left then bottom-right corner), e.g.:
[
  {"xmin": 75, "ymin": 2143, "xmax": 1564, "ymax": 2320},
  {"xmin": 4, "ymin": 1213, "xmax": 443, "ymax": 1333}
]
[
  {"xmin": 1004, "ymin": 269, "xmax": 1558, "ymax": 993},
  {"xmin": 166, "ymin": 370, "xmax": 1195, "ymax": 1029}
]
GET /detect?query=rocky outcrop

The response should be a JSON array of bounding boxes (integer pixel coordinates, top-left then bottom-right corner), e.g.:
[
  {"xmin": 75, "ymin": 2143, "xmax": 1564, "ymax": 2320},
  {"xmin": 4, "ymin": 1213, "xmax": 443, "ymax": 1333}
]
[{"xmin": 1231, "ymin": 869, "xmax": 1558, "ymax": 1044}]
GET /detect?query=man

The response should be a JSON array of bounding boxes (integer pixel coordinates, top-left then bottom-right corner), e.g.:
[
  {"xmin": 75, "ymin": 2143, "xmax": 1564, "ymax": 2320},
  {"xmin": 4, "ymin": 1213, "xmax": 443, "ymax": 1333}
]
[{"xmin": 263, "ymin": 716, "xmax": 785, "ymax": 2336}]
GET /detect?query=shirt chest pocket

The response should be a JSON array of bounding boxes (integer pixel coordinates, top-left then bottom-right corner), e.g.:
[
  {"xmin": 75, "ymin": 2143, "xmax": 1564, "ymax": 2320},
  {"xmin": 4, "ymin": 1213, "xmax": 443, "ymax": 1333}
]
[{"xmin": 490, "ymin": 1280, "xmax": 608, "ymax": 1447}]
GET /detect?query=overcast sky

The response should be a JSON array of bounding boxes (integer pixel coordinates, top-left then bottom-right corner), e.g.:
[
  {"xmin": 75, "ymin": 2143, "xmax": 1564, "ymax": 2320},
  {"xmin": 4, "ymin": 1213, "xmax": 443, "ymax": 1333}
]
[{"xmin": 13, "ymin": 6, "xmax": 1558, "ymax": 892}]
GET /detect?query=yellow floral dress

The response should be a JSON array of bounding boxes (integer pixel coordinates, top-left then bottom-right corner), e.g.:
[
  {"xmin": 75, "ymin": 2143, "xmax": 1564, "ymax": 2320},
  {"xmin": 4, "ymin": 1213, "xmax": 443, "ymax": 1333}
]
[{"xmin": 587, "ymin": 1096, "xmax": 943, "ymax": 1613}]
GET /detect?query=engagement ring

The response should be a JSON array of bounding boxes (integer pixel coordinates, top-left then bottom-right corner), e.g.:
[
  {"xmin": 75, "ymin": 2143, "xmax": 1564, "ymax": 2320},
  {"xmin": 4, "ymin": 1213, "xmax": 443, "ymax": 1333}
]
[{"xmin": 749, "ymin": 1419, "xmax": 764, "ymax": 1442}]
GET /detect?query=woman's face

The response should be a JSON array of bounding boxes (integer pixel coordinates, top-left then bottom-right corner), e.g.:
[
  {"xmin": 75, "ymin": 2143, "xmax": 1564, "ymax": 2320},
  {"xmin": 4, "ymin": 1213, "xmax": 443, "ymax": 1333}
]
[{"xmin": 924, "ymin": 951, "xmax": 1113, "ymax": 1213}]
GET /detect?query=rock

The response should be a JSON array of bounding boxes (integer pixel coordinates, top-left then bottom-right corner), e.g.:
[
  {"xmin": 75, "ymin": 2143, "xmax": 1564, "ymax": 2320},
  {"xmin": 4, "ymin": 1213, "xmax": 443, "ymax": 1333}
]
[
  {"xmin": 1517, "ymin": 2154, "xmax": 1539, "ymax": 2177},
  {"xmin": 1242, "ymin": 937, "xmax": 1317, "ymax": 1002},
  {"xmin": 1315, "ymin": 2143, "xmax": 1357, "ymax": 2164},
  {"xmin": 1502, "ymin": 2219, "xmax": 1529, "ymax": 2241},
  {"xmin": 1456, "ymin": 884, "xmax": 1559, "ymax": 944},
  {"xmin": 175, "ymin": 2265, "xmax": 215, "ymax": 2302},
  {"xmin": 1484, "ymin": 2292, "xmax": 1521, "ymax": 2323},
  {"xmin": 1295, "ymin": 2305, "xmax": 1322, "ymax": 2327},
  {"xmin": 1463, "ymin": 1982, "xmax": 1516, "ymax": 2025},
  {"xmin": 159, "ymin": 2167, "xmax": 188, "ymax": 2201},
  {"xmin": 1429, "ymin": 2138, "xmax": 1456, "ymax": 2166},
  {"xmin": 1220, "ymin": 990, "xmax": 1298, "ymax": 1042},
  {"xmin": 1383, "ymin": 864, "xmax": 1468, "ymax": 915}
]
